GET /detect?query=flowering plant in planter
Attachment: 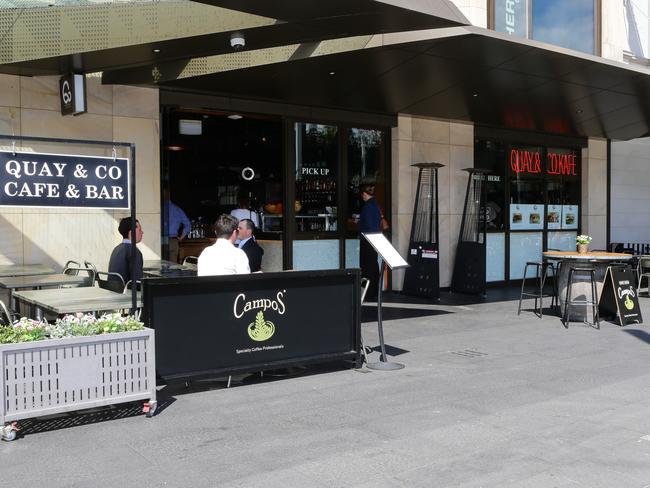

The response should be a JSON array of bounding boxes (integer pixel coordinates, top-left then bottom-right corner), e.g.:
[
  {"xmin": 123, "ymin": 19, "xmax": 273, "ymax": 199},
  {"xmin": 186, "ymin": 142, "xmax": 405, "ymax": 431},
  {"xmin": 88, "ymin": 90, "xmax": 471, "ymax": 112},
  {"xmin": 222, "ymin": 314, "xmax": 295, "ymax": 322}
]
[
  {"xmin": 576, "ymin": 235, "xmax": 592, "ymax": 245},
  {"xmin": 0, "ymin": 313, "xmax": 144, "ymax": 344}
]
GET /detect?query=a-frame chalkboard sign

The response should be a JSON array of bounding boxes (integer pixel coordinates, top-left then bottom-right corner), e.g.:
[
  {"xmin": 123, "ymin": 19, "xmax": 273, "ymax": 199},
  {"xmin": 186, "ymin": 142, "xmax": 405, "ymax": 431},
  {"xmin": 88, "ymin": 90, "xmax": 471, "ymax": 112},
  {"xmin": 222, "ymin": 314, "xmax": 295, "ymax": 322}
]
[{"xmin": 599, "ymin": 266, "xmax": 643, "ymax": 326}]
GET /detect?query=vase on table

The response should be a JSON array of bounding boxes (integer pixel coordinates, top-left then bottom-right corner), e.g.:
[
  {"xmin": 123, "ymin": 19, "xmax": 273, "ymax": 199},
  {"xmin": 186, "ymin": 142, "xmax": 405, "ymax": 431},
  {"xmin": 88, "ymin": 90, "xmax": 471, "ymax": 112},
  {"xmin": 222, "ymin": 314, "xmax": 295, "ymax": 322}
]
[{"xmin": 577, "ymin": 244, "xmax": 588, "ymax": 254}]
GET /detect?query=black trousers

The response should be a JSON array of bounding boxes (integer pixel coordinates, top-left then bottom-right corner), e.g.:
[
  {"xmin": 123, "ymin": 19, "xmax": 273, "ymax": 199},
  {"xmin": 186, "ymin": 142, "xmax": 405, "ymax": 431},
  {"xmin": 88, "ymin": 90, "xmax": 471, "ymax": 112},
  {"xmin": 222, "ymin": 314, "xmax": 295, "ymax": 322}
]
[{"xmin": 360, "ymin": 238, "xmax": 379, "ymax": 299}]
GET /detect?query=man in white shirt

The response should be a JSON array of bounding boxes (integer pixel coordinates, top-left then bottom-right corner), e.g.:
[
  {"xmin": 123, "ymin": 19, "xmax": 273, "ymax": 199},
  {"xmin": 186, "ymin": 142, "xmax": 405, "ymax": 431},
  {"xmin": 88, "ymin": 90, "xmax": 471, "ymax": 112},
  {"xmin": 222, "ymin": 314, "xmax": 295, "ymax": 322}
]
[{"xmin": 198, "ymin": 214, "xmax": 250, "ymax": 276}]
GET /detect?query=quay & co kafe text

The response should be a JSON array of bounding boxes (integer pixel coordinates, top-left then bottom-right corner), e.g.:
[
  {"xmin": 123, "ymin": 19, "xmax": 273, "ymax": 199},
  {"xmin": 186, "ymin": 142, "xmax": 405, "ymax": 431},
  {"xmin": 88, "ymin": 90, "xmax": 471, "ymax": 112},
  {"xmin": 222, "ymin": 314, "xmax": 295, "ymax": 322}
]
[{"xmin": 0, "ymin": 151, "xmax": 129, "ymax": 209}]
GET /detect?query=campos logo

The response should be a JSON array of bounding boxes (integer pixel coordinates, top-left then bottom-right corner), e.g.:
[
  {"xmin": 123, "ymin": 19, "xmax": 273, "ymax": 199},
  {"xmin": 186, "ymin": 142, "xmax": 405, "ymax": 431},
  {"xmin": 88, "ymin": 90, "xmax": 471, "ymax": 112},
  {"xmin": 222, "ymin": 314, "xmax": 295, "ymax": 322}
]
[{"xmin": 233, "ymin": 291, "xmax": 286, "ymax": 342}]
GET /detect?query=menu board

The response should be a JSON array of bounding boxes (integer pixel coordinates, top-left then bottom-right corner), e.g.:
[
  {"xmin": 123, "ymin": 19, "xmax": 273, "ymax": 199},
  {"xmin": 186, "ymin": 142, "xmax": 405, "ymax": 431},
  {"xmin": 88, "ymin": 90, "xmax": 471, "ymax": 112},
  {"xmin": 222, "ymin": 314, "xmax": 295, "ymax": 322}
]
[
  {"xmin": 561, "ymin": 205, "xmax": 578, "ymax": 229},
  {"xmin": 509, "ymin": 204, "xmax": 544, "ymax": 230},
  {"xmin": 547, "ymin": 204, "xmax": 562, "ymax": 230}
]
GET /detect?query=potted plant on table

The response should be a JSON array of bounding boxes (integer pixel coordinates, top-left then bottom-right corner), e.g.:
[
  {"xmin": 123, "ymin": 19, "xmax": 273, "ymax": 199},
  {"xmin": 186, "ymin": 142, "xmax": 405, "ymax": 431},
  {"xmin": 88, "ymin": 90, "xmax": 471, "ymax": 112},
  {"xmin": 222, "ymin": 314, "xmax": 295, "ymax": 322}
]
[{"xmin": 576, "ymin": 234, "xmax": 592, "ymax": 254}]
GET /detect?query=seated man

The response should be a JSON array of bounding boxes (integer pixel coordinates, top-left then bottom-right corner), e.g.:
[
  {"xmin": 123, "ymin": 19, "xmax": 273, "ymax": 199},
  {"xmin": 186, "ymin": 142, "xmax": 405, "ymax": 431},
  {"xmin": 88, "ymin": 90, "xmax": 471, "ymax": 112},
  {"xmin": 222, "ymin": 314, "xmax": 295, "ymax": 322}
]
[
  {"xmin": 237, "ymin": 218, "xmax": 264, "ymax": 272},
  {"xmin": 198, "ymin": 214, "xmax": 250, "ymax": 276},
  {"xmin": 108, "ymin": 217, "xmax": 144, "ymax": 284}
]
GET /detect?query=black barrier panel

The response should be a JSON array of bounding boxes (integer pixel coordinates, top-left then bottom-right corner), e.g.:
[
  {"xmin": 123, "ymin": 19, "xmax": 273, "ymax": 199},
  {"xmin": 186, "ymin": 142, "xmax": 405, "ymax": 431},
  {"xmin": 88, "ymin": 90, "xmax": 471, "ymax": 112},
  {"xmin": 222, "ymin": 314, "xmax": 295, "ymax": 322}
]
[
  {"xmin": 0, "ymin": 150, "xmax": 129, "ymax": 209},
  {"xmin": 143, "ymin": 269, "xmax": 361, "ymax": 380}
]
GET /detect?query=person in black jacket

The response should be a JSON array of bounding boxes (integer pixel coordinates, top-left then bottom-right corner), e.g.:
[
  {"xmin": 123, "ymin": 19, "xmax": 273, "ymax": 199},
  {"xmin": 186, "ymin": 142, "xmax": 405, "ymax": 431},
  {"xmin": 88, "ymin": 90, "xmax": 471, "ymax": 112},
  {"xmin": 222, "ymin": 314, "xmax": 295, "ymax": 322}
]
[
  {"xmin": 236, "ymin": 218, "xmax": 264, "ymax": 272},
  {"xmin": 108, "ymin": 217, "xmax": 144, "ymax": 284}
]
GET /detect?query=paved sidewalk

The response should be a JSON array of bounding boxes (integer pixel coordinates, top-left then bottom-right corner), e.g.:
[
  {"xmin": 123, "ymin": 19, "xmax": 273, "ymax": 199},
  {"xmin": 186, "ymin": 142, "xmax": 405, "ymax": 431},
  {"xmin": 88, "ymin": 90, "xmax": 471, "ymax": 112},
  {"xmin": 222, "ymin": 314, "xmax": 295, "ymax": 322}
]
[{"xmin": 3, "ymin": 292, "xmax": 650, "ymax": 487}]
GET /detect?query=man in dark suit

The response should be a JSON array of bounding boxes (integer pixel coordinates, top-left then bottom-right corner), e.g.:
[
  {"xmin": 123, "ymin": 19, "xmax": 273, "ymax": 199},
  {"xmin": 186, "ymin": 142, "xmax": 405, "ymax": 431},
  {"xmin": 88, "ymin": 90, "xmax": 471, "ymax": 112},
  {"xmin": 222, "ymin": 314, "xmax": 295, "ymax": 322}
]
[
  {"xmin": 237, "ymin": 218, "xmax": 264, "ymax": 272},
  {"xmin": 108, "ymin": 217, "xmax": 144, "ymax": 284}
]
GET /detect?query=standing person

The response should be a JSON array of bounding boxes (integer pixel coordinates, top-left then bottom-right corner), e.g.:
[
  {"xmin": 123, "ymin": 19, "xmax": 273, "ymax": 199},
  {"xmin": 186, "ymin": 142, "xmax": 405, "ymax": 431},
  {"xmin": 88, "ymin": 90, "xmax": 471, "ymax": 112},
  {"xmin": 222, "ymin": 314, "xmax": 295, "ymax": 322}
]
[
  {"xmin": 237, "ymin": 218, "xmax": 264, "ymax": 272},
  {"xmin": 108, "ymin": 217, "xmax": 144, "ymax": 284},
  {"xmin": 358, "ymin": 184, "xmax": 382, "ymax": 299},
  {"xmin": 163, "ymin": 190, "xmax": 191, "ymax": 263},
  {"xmin": 198, "ymin": 214, "xmax": 250, "ymax": 276},
  {"xmin": 230, "ymin": 196, "xmax": 259, "ymax": 229}
]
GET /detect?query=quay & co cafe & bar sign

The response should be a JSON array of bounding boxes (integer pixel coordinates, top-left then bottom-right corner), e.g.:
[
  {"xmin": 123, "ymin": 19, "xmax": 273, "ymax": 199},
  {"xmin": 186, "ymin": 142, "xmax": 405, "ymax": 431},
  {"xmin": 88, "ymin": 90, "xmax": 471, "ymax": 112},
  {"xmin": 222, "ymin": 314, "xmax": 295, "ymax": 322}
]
[
  {"xmin": 509, "ymin": 148, "xmax": 578, "ymax": 176},
  {"xmin": 0, "ymin": 151, "xmax": 129, "ymax": 209}
]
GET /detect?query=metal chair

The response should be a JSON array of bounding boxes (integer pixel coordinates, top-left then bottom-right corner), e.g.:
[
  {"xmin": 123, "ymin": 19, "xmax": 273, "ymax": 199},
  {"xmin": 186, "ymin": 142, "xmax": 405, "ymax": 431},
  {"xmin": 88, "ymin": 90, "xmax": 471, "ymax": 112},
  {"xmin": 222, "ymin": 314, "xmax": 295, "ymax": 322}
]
[
  {"xmin": 562, "ymin": 267, "xmax": 599, "ymax": 329},
  {"xmin": 637, "ymin": 256, "xmax": 650, "ymax": 296},
  {"xmin": 96, "ymin": 271, "xmax": 126, "ymax": 293},
  {"xmin": 0, "ymin": 299, "xmax": 18, "ymax": 325},
  {"xmin": 517, "ymin": 261, "xmax": 553, "ymax": 318},
  {"xmin": 359, "ymin": 277, "xmax": 371, "ymax": 364},
  {"xmin": 182, "ymin": 256, "xmax": 198, "ymax": 266},
  {"xmin": 123, "ymin": 280, "xmax": 142, "ymax": 319},
  {"xmin": 62, "ymin": 264, "xmax": 96, "ymax": 287}
]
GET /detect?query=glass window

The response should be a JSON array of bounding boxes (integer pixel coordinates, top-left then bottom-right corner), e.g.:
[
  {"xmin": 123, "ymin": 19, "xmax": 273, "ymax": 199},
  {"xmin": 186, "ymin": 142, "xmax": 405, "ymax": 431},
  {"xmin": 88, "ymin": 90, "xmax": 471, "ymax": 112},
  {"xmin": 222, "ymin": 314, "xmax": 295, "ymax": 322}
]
[
  {"xmin": 346, "ymin": 128, "xmax": 387, "ymax": 235},
  {"xmin": 531, "ymin": 0, "xmax": 595, "ymax": 54},
  {"xmin": 493, "ymin": 0, "xmax": 596, "ymax": 55},
  {"xmin": 494, "ymin": 0, "xmax": 529, "ymax": 37},
  {"xmin": 294, "ymin": 123, "xmax": 338, "ymax": 233}
]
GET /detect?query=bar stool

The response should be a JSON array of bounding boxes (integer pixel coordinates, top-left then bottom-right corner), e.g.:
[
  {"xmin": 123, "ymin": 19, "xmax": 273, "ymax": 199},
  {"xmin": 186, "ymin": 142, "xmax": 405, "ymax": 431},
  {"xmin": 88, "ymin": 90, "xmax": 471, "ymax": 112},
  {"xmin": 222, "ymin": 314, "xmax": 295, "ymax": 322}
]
[
  {"xmin": 517, "ymin": 261, "xmax": 553, "ymax": 318},
  {"xmin": 562, "ymin": 267, "xmax": 599, "ymax": 328}
]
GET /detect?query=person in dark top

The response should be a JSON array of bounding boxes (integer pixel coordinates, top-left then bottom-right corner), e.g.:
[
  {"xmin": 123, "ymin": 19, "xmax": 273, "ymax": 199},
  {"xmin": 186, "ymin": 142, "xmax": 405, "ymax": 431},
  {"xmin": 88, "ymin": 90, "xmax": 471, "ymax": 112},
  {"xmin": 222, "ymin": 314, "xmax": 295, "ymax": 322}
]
[
  {"xmin": 108, "ymin": 217, "xmax": 144, "ymax": 284},
  {"xmin": 358, "ymin": 184, "xmax": 382, "ymax": 299},
  {"xmin": 237, "ymin": 218, "xmax": 264, "ymax": 272}
]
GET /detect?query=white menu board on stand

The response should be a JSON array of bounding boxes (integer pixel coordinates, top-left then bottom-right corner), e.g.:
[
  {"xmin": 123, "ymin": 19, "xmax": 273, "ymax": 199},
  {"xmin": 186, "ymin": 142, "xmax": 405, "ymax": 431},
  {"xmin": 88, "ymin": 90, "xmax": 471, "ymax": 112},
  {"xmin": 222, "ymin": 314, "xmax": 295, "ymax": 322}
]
[
  {"xmin": 510, "ymin": 204, "xmax": 544, "ymax": 230},
  {"xmin": 547, "ymin": 204, "xmax": 562, "ymax": 230},
  {"xmin": 562, "ymin": 205, "xmax": 579, "ymax": 229}
]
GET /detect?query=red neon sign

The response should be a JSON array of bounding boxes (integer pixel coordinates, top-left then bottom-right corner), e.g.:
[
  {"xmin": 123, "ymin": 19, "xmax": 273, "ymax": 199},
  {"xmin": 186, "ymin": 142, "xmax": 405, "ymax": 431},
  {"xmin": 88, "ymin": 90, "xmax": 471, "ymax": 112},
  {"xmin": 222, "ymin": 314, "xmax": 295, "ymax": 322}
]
[{"xmin": 509, "ymin": 149, "xmax": 577, "ymax": 176}]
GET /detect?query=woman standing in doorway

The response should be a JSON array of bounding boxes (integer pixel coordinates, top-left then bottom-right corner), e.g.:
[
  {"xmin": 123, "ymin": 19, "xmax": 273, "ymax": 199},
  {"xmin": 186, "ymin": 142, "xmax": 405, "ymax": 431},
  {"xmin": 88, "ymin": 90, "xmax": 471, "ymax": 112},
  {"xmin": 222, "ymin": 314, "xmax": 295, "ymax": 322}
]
[{"xmin": 358, "ymin": 184, "xmax": 382, "ymax": 299}]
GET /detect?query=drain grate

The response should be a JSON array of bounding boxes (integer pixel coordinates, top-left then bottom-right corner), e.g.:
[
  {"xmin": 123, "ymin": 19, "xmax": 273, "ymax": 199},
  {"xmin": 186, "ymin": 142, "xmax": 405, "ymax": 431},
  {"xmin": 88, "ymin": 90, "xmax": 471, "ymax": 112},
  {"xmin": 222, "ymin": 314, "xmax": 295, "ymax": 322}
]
[{"xmin": 451, "ymin": 349, "xmax": 488, "ymax": 358}]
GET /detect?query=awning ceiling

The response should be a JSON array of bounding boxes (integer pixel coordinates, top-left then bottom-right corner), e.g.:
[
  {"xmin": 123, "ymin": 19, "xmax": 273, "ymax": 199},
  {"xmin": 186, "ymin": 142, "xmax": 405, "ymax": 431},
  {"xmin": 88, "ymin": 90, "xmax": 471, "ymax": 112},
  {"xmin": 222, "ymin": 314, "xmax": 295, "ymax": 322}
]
[
  {"xmin": 0, "ymin": 0, "xmax": 467, "ymax": 76},
  {"xmin": 160, "ymin": 27, "xmax": 650, "ymax": 140}
]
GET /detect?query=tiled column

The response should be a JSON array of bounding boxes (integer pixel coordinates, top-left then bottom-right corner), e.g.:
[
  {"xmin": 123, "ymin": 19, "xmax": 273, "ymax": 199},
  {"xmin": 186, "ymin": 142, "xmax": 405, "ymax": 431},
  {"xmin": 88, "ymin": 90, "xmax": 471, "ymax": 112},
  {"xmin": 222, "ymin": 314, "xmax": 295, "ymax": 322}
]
[
  {"xmin": 391, "ymin": 115, "xmax": 473, "ymax": 290},
  {"xmin": 581, "ymin": 139, "xmax": 608, "ymax": 250}
]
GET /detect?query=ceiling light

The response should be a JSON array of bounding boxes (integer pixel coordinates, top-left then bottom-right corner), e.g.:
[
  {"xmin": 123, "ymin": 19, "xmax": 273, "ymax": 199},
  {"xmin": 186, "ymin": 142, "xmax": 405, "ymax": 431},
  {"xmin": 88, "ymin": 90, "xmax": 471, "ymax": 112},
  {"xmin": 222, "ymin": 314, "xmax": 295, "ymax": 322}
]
[
  {"xmin": 228, "ymin": 114, "xmax": 243, "ymax": 120},
  {"xmin": 329, "ymin": 71, "xmax": 336, "ymax": 76},
  {"xmin": 576, "ymin": 109, "xmax": 583, "ymax": 114},
  {"xmin": 166, "ymin": 145, "xmax": 184, "ymax": 151},
  {"xmin": 472, "ymin": 93, "xmax": 478, "ymax": 97},
  {"xmin": 152, "ymin": 48, "xmax": 161, "ymax": 53}
]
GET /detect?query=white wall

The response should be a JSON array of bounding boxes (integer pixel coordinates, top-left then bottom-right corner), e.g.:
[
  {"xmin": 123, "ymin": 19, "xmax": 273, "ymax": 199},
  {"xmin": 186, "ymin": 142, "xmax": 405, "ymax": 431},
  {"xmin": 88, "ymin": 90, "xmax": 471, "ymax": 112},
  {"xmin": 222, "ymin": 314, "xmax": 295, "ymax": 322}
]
[{"xmin": 611, "ymin": 137, "xmax": 650, "ymax": 243}]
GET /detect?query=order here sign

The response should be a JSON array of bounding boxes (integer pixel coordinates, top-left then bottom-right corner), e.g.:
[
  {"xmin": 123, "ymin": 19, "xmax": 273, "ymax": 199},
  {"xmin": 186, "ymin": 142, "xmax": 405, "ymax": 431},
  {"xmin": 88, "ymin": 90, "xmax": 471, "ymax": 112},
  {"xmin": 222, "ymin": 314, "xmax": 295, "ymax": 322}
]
[{"xmin": 0, "ymin": 150, "xmax": 129, "ymax": 209}]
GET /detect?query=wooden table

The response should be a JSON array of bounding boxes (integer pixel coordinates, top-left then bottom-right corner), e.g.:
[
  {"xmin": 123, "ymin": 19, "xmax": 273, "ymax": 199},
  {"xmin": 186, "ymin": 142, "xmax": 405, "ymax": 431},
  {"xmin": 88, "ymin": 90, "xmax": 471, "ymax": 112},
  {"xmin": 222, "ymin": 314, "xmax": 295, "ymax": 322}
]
[
  {"xmin": 13, "ymin": 287, "xmax": 142, "ymax": 318},
  {"xmin": 0, "ymin": 274, "xmax": 91, "ymax": 311},
  {"xmin": 543, "ymin": 251, "xmax": 633, "ymax": 319},
  {"xmin": 0, "ymin": 264, "xmax": 55, "ymax": 277}
]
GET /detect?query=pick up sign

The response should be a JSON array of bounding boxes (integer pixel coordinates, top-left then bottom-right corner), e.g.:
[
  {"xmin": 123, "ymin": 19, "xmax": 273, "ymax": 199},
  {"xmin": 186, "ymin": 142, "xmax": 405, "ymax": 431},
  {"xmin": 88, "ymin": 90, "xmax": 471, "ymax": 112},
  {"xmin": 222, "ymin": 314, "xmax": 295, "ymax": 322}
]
[{"xmin": 0, "ymin": 150, "xmax": 129, "ymax": 209}]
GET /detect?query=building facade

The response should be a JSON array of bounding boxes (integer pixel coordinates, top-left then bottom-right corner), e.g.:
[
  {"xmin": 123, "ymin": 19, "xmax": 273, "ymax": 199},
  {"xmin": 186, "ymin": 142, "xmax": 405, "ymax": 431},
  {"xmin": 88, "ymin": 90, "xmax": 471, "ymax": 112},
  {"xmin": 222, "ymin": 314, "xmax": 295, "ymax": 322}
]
[{"xmin": 0, "ymin": 0, "xmax": 647, "ymax": 290}]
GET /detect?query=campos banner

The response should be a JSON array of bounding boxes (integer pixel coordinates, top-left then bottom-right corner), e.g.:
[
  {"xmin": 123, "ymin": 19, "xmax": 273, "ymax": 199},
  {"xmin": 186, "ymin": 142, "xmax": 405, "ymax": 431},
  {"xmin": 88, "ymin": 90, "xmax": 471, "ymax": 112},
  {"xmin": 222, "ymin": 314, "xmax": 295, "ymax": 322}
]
[{"xmin": 0, "ymin": 150, "xmax": 129, "ymax": 209}]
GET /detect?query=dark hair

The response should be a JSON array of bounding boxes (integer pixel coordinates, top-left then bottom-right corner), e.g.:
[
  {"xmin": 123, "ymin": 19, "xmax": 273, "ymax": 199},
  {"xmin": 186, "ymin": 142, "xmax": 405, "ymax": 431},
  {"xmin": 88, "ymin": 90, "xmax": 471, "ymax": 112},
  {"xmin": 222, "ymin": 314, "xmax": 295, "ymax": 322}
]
[
  {"xmin": 360, "ymin": 184, "xmax": 375, "ymax": 196},
  {"xmin": 118, "ymin": 217, "xmax": 139, "ymax": 239},
  {"xmin": 240, "ymin": 218, "xmax": 255, "ymax": 232},
  {"xmin": 214, "ymin": 214, "xmax": 238, "ymax": 238}
]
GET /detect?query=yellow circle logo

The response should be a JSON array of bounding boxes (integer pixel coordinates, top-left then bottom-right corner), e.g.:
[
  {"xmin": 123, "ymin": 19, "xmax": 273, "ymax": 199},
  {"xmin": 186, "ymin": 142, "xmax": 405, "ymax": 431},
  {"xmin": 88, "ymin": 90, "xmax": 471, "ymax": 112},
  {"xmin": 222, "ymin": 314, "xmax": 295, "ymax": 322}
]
[
  {"xmin": 247, "ymin": 311, "xmax": 275, "ymax": 341},
  {"xmin": 624, "ymin": 295, "xmax": 634, "ymax": 310}
]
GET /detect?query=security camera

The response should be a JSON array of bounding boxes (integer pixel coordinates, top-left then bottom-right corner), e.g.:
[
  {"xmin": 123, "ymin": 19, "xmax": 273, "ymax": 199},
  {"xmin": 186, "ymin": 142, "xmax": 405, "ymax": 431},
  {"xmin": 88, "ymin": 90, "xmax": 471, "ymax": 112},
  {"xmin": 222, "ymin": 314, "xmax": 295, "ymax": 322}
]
[{"xmin": 230, "ymin": 32, "xmax": 245, "ymax": 50}]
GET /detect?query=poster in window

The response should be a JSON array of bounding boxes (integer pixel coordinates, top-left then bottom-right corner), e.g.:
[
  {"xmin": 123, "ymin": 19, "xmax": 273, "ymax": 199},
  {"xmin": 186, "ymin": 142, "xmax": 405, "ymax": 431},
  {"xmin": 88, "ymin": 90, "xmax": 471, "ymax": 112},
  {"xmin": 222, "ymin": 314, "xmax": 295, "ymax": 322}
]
[
  {"xmin": 547, "ymin": 204, "xmax": 562, "ymax": 230},
  {"xmin": 510, "ymin": 203, "xmax": 544, "ymax": 230},
  {"xmin": 562, "ymin": 205, "xmax": 578, "ymax": 229}
]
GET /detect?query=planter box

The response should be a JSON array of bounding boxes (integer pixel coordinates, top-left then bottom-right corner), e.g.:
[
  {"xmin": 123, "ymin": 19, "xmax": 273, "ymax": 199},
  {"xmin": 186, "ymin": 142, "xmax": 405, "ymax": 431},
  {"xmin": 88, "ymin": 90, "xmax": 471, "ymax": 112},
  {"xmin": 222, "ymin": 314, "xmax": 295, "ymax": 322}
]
[{"xmin": 1, "ymin": 328, "xmax": 156, "ymax": 439}]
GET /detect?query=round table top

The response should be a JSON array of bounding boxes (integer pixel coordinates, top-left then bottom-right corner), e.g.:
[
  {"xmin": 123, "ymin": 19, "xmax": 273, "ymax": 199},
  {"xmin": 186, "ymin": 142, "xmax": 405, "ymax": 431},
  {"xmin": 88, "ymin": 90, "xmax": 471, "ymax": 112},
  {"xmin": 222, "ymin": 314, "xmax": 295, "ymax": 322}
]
[{"xmin": 543, "ymin": 251, "xmax": 633, "ymax": 260}]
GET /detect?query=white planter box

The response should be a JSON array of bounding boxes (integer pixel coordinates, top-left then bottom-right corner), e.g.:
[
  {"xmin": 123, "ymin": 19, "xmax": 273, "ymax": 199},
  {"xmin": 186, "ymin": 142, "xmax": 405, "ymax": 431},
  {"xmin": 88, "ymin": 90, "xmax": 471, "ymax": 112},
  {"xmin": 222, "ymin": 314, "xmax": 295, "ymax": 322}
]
[{"xmin": 1, "ymin": 328, "xmax": 156, "ymax": 440}]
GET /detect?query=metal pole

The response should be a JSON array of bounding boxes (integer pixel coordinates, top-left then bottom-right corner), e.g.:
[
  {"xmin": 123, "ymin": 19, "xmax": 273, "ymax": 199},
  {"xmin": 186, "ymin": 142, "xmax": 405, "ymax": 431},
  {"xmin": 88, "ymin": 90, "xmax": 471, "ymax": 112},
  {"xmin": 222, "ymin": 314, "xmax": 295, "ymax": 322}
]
[
  {"xmin": 130, "ymin": 144, "xmax": 137, "ymax": 312},
  {"xmin": 366, "ymin": 254, "xmax": 404, "ymax": 371}
]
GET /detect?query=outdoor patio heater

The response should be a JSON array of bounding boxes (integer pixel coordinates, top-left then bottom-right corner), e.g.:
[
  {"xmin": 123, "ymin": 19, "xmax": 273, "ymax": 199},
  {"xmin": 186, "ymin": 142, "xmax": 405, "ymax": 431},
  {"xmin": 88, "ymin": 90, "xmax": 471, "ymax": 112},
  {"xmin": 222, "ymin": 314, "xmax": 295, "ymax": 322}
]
[
  {"xmin": 402, "ymin": 162, "xmax": 444, "ymax": 299},
  {"xmin": 451, "ymin": 168, "xmax": 491, "ymax": 295}
]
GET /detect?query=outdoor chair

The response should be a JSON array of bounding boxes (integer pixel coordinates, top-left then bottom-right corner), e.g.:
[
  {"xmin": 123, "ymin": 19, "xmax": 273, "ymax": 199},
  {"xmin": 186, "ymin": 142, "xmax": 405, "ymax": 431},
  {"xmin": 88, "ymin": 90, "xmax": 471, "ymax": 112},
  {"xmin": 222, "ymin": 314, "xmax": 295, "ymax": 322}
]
[
  {"xmin": 123, "ymin": 280, "xmax": 142, "ymax": 319},
  {"xmin": 63, "ymin": 260, "xmax": 81, "ymax": 270},
  {"xmin": 562, "ymin": 267, "xmax": 599, "ymax": 329},
  {"xmin": 359, "ymin": 277, "xmax": 371, "ymax": 364},
  {"xmin": 96, "ymin": 271, "xmax": 126, "ymax": 294},
  {"xmin": 182, "ymin": 256, "xmax": 198, "ymax": 267},
  {"xmin": 517, "ymin": 261, "xmax": 554, "ymax": 318},
  {"xmin": 62, "ymin": 264, "xmax": 96, "ymax": 287},
  {"xmin": 637, "ymin": 256, "xmax": 650, "ymax": 296},
  {"xmin": 0, "ymin": 298, "xmax": 18, "ymax": 325}
]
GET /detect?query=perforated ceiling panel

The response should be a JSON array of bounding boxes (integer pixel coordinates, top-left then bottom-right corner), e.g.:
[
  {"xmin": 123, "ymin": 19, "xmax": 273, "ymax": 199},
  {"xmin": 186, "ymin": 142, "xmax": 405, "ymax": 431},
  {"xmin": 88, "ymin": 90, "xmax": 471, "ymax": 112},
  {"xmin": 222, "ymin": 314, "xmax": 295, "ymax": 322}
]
[{"xmin": 0, "ymin": 1, "xmax": 273, "ymax": 64}]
